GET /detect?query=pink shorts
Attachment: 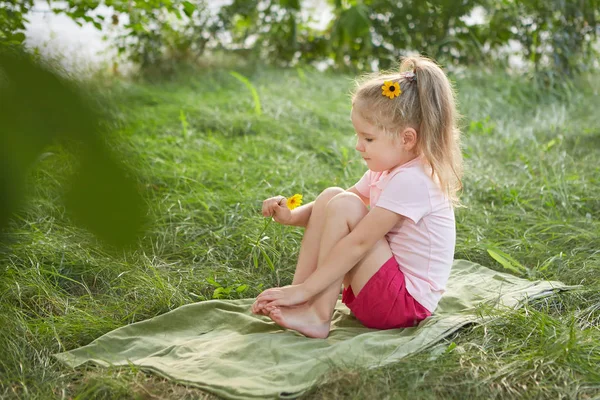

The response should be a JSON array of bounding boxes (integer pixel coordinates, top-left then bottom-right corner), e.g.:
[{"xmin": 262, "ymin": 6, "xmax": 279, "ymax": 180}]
[{"xmin": 342, "ymin": 256, "xmax": 431, "ymax": 329}]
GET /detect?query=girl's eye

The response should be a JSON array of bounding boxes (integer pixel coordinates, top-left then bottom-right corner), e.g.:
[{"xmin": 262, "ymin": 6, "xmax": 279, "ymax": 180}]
[{"xmin": 365, "ymin": 139, "xmax": 374, "ymax": 143}]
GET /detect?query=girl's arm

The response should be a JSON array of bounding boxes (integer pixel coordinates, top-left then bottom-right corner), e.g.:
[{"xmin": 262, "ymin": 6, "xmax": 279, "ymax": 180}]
[
  {"xmin": 300, "ymin": 206, "xmax": 401, "ymax": 296},
  {"xmin": 288, "ymin": 187, "xmax": 367, "ymax": 228},
  {"xmin": 287, "ymin": 202, "xmax": 314, "ymax": 227}
]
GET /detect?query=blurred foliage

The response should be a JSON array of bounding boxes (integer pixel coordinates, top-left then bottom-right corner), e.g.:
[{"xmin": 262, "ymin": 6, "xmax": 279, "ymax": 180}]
[
  {"xmin": 105, "ymin": 0, "xmax": 214, "ymax": 74},
  {"xmin": 0, "ymin": 0, "xmax": 34, "ymax": 47},
  {"xmin": 0, "ymin": 0, "xmax": 599, "ymax": 78},
  {"xmin": 486, "ymin": 0, "xmax": 599, "ymax": 77},
  {"xmin": 208, "ymin": 0, "xmax": 599, "ymax": 79},
  {"xmin": 48, "ymin": 0, "xmax": 215, "ymax": 74},
  {"xmin": 216, "ymin": 0, "xmax": 330, "ymax": 66},
  {"xmin": 0, "ymin": 50, "xmax": 147, "ymax": 248},
  {"xmin": 327, "ymin": 0, "xmax": 490, "ymax": 70},
  {"xmin": 0, "ymin": 0, "xmax": 214, "ymax": 74}
]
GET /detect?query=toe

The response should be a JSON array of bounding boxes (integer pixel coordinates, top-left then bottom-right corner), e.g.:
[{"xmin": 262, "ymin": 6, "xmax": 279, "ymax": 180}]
[
  {"xmin": 265, "ymin": 304, "xmax": 277, "ymax": 313},
  {"xmin": 269, "ymin": 308, "xmax": 282, "ymax": 322},
  {"xmin": 252, "ymin": 301, "xmax": 265, "ymax": 315}
]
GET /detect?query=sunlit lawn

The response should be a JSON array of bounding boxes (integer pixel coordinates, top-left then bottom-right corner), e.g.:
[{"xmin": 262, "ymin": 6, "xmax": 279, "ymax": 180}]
[{"xmin": 1, "ymin": 64, "xmax": 599, "ymax": 398}]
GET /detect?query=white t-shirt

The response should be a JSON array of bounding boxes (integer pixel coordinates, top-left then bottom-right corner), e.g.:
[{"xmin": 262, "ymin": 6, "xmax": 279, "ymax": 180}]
[{"xmin": 354, "ymin": 156, "xmax": 456, "ymax": 312}]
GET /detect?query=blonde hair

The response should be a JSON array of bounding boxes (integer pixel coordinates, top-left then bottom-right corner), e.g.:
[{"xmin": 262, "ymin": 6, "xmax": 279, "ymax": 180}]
[{"xmin": 351, "ymin": 56, "xmax": 463, "ymax": 205}]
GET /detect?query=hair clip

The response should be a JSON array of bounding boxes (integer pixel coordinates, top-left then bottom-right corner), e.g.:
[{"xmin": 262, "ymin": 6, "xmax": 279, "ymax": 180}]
[
  {"xmin": 381, "ymin": 80, "xmax": 401, "ymax": 99},
  {"xmin": 403, "ymin": 70, "xmax": 417, "ymax": 83}
]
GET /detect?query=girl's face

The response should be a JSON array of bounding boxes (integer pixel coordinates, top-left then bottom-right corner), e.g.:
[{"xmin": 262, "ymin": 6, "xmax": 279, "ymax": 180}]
[{"xmin": 351, "ymin": 108, "xmax": 417, "ymax": 172}]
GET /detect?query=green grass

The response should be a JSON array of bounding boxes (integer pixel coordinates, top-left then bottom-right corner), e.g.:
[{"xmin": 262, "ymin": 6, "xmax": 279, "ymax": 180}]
[{"xmin": 1, "ymin": 64, "xmax": 599, "ymax": 399}]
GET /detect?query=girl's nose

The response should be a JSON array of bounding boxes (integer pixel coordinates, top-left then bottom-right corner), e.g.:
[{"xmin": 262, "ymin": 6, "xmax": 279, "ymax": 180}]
[{"xmin": 355, "ymin": 139, "xmax": 364, "ymax": 152}]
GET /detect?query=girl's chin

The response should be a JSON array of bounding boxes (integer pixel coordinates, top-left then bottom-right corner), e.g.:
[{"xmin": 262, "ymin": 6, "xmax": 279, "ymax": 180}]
[{"xmin": 363, "ymin": 160, "xmax": 385, "ymax": 172}]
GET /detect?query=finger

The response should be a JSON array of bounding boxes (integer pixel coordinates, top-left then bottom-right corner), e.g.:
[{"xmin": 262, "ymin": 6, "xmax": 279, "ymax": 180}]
[
  {"xmin": 256, "ymin": 291, "xmax": 273, "ymax": 301},
  {"xmin": 267, "ymin": 201, "xmax": 276, "ymax": 217},
  {"xmin": 264, "ymin": 198, "xmax": 276, "ymax": 217},
  {"xmin": 265, "ymin": 300, "xmax": 282, "ymax": 310},
  {"xmin": 276, "ymin": 196, "xmax": 286, "ymax": 208},
  {"xmin": 257, "ymin": 290, "xmax": 281, "ymax": 302},
  {"xmin": 257, "ymin": 301, "xmax": 270, "ymax": 313},
  {"xmin": 263, "ymin": 199, "xmax": 273, "ymax": 217},
  {"xmin": 262, "ymin": 199, "xmax": 271, "ymax": 217},
  {"xmin": 272, "ymin": 197, "xmax": 284, "ymax": 214}
]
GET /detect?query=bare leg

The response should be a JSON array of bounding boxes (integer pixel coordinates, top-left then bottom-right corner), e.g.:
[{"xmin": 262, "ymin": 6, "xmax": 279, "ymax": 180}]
[
  {"xmin": 292, "ymin": 187, "xmax": 345, "ymax": 285},
  {"xmin": 267, "ymin": 193, "xmax": 393, "ymax": 338},
  {"xmin": 252, "ymin": 187, "xmax": 344, "ymax": 315}
]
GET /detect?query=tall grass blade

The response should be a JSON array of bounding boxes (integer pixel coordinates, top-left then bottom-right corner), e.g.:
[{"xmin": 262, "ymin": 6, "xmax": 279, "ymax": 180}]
[
  {"xmin": 229, "ymin": 71, "xmax": 262, "ymax": 116},
  {"xmin": 487, "ymin": 247, "xmax": 527, "ymax": 275}
]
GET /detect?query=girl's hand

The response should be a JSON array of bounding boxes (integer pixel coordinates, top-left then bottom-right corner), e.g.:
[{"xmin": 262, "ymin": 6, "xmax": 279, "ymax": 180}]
[
  {"xmin": 251, "ymin": 299, "xmax": 269, "ymax": 315},
  {"xmin": 256, "ymin": 284, "xmax": 310, "ymax": 308},
  {"xmin": 262, "ymin": 196, "xmax": 292, "ymax": 225}
]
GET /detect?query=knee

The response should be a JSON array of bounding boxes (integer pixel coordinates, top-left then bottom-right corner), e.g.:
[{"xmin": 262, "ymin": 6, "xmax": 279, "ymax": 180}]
[
  {"xmin": 316, "ymin": 187, "xmax": 346, "ymax": 204},
  {"xmin": 326, "ymin": 192, "xmax": 367, "ymax": 219}
]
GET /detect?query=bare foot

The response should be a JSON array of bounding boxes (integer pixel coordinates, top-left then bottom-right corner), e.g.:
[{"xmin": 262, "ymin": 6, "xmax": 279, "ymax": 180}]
[
  {"xmin": 252, "ymin": 300, "xmax": 306, "ymax": 316},
  {"xmin": 268, "ymin": 305, "xmax": 331, "ymax": 339}
]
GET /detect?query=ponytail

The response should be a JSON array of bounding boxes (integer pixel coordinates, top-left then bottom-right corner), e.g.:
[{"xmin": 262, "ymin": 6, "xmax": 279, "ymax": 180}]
[{"xmin": 404, "ymin": 56, "xmax": 463, "ymax": 205}]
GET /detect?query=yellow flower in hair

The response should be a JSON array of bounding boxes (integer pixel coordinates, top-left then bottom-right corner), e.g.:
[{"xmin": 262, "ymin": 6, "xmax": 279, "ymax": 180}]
[
  {"xmin": 286, "ymin": 194, "xmax": 303, "ymax": 210},
  {"xmin": 381, "ymin": 81, "xmax": 401, "ymax": 99}
]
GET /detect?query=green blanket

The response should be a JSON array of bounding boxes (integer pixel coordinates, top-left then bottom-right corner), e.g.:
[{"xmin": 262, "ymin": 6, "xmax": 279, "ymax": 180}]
[{"xmin": 55, "ymin": 260, "xmax": 573, "ymax": 399}]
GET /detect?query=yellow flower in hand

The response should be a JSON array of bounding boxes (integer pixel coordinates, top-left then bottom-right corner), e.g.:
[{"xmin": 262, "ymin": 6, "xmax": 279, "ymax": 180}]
[
  {"xmin": 381, "ymin": 81, "xmax": 401, "ymax": 99},
  {"xmin": 286, "ymin": 194, "xmax": 303, "ymax": 210}
]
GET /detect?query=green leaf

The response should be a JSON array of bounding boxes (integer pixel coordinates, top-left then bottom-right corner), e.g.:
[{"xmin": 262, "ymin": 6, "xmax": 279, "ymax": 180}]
[
  {"xmin": 65, "ymin": 145, "xmax": 146, "ymax": 248},
  {"xmin": 11, "ymin": 32, "xmax": 26, "ymax": 44},
  {"xmin": 445, "ymin": 342, "xmax": 457, "ymax": 353},
  {"xmin": 279, "ymin": 0, "xmax": 301, "ymax": 10},
  {"xmin": 259, "ymin": 247, "xmax": 275, "ymax": 271},
  {"xmin": 206, "ymin": 277, "xmax": 221, "ymax": 287},
  {"xmin": 0, "ymin": 51, "xmax": 146, "ymax": 248},
  {"xmin": 182, "ymin": 1, "xmax": 196, "ymax": 18},
  {"xmin": 487, "ymin": 247, "xmax": 527, "ymax": 274},
  {"xmin": 339, "ymin": 4, "xmax": 371, "ymax": 41}
]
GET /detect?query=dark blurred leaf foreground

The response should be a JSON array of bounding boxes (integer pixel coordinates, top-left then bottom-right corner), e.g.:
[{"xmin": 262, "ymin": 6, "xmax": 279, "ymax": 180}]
[{"xmin": 0, "ymin": 50, "xmax": 146, "ymax": 248}]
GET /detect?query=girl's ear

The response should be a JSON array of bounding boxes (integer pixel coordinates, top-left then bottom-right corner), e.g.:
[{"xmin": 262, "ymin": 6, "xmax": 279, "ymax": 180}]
[{"xmin": 401, "ymin": 127, "xmax": 418, "ymax": 150}]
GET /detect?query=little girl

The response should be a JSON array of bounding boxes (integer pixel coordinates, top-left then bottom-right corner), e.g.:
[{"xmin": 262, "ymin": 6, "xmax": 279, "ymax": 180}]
[{"xmin": 252, "ymin": 56, "xmax": 463, "ymax": 339}]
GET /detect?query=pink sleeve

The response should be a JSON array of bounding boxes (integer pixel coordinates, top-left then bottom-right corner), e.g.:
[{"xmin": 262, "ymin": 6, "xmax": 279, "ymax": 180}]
[
  {"xmin": 376, "ymin": 172, "xmax": 431, "ymax": 223},
  {"xmin": 353, "ymin": 170, "xmax": 371, "ymax": 198}
]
